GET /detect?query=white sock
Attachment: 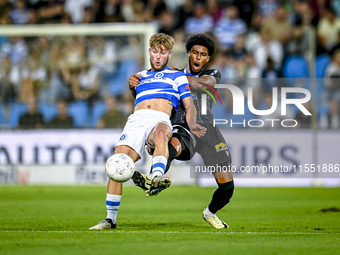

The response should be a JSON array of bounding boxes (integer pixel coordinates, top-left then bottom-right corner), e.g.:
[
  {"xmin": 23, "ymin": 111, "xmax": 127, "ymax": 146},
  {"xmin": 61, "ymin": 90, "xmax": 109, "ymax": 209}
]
[
  {"xmin": 204, "ymin": 207, "xmax": 215, "ymax": 217},
  {"xmin": 106, "ymin": 193, "xmax": 122, "ymax": 223},
  {"xmin": 151, "ymin": 156, "xmax": 167, "ymax": 180}
]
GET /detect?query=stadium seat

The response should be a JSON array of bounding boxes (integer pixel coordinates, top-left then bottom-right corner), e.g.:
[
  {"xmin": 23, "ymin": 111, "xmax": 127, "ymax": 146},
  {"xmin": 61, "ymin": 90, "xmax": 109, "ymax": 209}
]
[
  {"xmin": 109, "ymin": 60, "xmax": 138, "ymax": 96},
  {"xmin": 9, "ymin": 102, "xmax": 28, "ymax": 128},
  {"xmin": 315, "ymin": 54, "xmax": 331, "ymax": 78},
  {"xmin": 282, "ymin": 56, "xmax": 309, "ymax": 78},
  {"xmin": 90, "ymin": 101, "xmax": 107, "ymax": 127},
  {"xmin": 38, "ymin": 103, "xmax": 58, "ymax": 123},
  {"xmin": 67, "ymin": 101, "xmax": 89, "ymax": 128}
]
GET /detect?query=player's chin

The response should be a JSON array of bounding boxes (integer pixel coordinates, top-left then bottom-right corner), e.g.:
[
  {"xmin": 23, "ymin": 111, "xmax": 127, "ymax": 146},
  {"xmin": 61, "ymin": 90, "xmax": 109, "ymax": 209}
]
[{"xmin": 153, "ymin": 63, "xmax": 166, "ymax": 70}]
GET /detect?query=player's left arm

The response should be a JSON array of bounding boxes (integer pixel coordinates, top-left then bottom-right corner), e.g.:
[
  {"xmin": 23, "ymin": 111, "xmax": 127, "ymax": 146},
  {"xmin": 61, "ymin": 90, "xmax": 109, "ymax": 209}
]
[
  {"xmin": 181, "ymin": 96, "xmax": 207, "ymax": 137},
  {"xmin": 177, "ymin": 73, "xmax": 207, "ymax": 137}
]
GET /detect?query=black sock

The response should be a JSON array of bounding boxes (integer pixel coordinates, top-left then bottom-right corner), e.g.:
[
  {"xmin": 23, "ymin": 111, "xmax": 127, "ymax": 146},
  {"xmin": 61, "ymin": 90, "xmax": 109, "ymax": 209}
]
[
  {"xmin": 208, "ymin": 180, "xmax": 234, "ymax": 214},
  {"xmin": 164, "ymin": 143, "xmax": 177, "ymax": 174}
]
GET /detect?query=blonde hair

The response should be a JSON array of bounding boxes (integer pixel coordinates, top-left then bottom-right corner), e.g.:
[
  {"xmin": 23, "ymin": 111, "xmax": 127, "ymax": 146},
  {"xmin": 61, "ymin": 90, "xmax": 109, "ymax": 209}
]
[{"xmin": 149, "ymin": 33, "xmax": 175, "ymax": 51}]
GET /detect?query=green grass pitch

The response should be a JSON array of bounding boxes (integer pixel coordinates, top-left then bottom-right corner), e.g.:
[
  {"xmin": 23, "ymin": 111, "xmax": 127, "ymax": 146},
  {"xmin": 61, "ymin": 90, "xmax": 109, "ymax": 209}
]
[{"xmin": 0, "ymin": 185, "xmax": 339, "ymax": 255}]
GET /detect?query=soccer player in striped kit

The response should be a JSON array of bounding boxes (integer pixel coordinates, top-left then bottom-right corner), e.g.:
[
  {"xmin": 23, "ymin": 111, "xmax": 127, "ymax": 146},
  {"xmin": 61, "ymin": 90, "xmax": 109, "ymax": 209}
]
[{"xmin": 89, "ymin": 33, "xmax": 206, "ymax": 230}]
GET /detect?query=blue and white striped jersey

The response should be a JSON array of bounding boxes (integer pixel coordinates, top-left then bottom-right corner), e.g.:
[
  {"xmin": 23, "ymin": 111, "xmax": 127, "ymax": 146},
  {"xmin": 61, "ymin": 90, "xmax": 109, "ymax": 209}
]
[{"xmin": 134, "ymin": 67, "xmax": 191, "ymax": 109}]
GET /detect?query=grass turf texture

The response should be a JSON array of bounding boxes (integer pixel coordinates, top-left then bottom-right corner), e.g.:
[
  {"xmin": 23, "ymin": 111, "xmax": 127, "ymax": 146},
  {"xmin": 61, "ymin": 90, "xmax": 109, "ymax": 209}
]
[{"xmin": 0, "ymin": 186, "xmax": 339, "ymax": 255}]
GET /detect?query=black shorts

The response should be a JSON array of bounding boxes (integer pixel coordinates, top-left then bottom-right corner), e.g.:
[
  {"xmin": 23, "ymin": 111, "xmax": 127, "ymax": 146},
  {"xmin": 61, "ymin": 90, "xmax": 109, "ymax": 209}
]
[
  {"xmin": 195, "ymin": 123, "xmax": 232, "ymax": 166},
  {"xmin": 172, "ymin": 123, "xmax": 196, "ymax": 161}
]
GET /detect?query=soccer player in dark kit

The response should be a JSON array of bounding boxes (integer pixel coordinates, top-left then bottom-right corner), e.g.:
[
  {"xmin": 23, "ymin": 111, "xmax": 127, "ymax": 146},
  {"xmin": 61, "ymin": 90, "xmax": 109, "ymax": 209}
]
[{"xmin": 131, "ymin": 34, "xmax": 234, "ymax": 229}]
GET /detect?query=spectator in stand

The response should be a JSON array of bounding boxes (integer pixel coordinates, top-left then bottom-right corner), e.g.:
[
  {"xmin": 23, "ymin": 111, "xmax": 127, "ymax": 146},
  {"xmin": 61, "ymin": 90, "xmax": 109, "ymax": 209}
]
[
  {"xmin": 184, "ymin": 2, "xmax": 213, "ymax": 37},
  {"xmin": 0, "ymin": 56, "xmax": 17, "ymax": 105},
  {"xmin": 81, "ymin": 6, "xmax": 96, "ymax": 23},
  {"xmin": 260, "ymin": 5, "xmax": 292, "ymax": 45},
  {"xmin": 9, "ymin": 0, "xmax": 31, "ymax": 25},
  {"xmin": 206, "ymin": 0, "xmax": 222, "ymax": 24},
  {"xmin": 64, "ymin": 0, "xmax": 94, "ymax": 24},
  {"xmin": 261, "ymin": 57, "xmax": 279, "ymax": 92},
  {"xmin": 120, "ymin": 0, "xmax": 147, "ymax": 23},
  {"xmin": 88, "ymin": 36, "xmax": 117, "ymax": 74},
  {"xmin": 291, "ymin": 0, "xmax": 319, "ymax": 28},
  {"xmin": 0, "ymin": 0, "xmax": 12, "ymax": 24},
  {"xmin": 143, "ymin": 0, "xmax": 168, "ymax": 22},
  {"xmin": 19, "ymin": 54, "xmax": 47, "ymax": 103},
  {"xmin": 97, "ymin": 96, "xmax": 126, "ymax": 129},
  {"xmin": 102, "ymin": 0, "xmax": 123, "ymax": 23},
  {"xmin": 331, "ymin": 0, "xmax": 340, "ymax": 17},
  {"xmin": 18, "ymin": 96, "xmax": 44, "ymax": 129},
  {"xmin": 324, "ymin": 49, "xmax": 340, "ymax": 103},
  {"xmin": 285, "ymin": 25, "xmax": 309, "ymax": 57},
  {"xmin": 245, "ymin": 12, "xmax": 263, "ymax": 53},
  {"xmin": 311, "ymin": 0, "xmax": 331, "ymax": 19},
  {"xmin": 36, "ymin": 0, "xmax": 64, "ymax": 24},
  {"xmin": 158, "ymin": 10, "xmax": 176, "ymax": 36},
  {"xmin": 330, "ymin": 31, "xmax": 340, "ymax": 56},
  {"xmin": 243, "ymin": 53, "xmax": 262, "ymax": 107},
  {"xmin": 0, "ymin": 36, "xmax": 28, "ymax": 66},
  {"xmin": 27, "ymin": 0, "xmax": 46, "ymax": 10},
  {"xmin": 228, "ymin": 34, "xmax": 248, "ymax": 61},
  {"xmin": 258, "ymin": 0, "xmax": 278, "ymax": 18},
  {"xmin": 253, "ymin": 31, "xmax": 284, "ymax": 71},
  {"xmin": 317, "ymin": 7, "xmax": 340, "ymax": 52},
  {"xmin": 64, "ymin": 58, "xmax": 100, "ymax": 108},
  {"xmin": 214, "ymin": 5, "xmax": 247, "ymax": 51},
  {"xmin": 233, "ymin": 0, "xmax": 255, "ymax": 26},
  {"xmin": 167, "ymin": 30, "xmax": 187, "ymax": 69},
  {"xmin": 59, "ymin": 36, "xmax": 87, "ymax": 101},
  {"xmin": 48, "ymin": 99, "xmax": 74, "ymax": 129},
  {"xmin": 174, "ymin": 0, "xmax": 193, "ymax": 30}
]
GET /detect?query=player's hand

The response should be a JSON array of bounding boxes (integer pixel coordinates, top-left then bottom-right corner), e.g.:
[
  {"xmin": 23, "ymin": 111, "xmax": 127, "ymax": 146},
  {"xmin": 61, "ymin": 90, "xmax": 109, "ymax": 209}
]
[
  {"xmin": 129, "ymin": 74, "xmax": 141, "ymax": 89},
  {"xmin": 190, "ymin": 124, "xmax": 207, "ymax": 138}
]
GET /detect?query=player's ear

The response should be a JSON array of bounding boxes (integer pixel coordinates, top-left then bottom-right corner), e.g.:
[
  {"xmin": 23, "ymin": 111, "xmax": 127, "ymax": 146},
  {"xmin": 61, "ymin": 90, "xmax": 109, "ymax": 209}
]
[
  {"xmin": 187, "ymin": 51, "xmax": 191, "ymax": 58},
  {"xmin": 207, "ymin": 55, "xmax": 210, "ymax": 62},
  {"xmin": 148, "ymin": 48, "xmax": 151, "ymax": 56},
  {"xmin": 169, "ymin": 51, "xmax": 173, "ymax": 58}
]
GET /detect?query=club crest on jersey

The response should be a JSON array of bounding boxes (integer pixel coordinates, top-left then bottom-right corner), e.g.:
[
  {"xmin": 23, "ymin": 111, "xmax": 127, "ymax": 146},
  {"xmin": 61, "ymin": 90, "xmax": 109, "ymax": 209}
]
[
  {"xmin": 119, "ymin": 133, "xmax": 127, "ymax": 141},
  {"xmin": 155, "ymin": 72, "xmax": 164, "ymax": 78}
]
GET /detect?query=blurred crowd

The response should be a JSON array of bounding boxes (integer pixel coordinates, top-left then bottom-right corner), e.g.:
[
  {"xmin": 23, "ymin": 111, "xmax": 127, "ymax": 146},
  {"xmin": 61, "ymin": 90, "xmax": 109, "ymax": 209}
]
[{"xmin": 1, "ymin": 0, "xmax": 340, "ymax": 129}]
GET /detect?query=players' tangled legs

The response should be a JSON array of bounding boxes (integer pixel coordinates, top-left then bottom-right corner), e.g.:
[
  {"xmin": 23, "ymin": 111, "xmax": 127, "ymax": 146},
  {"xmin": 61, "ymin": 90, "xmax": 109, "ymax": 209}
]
[{"xmin": 90, "ymin": 33, "xmax": 234, "ymax": 230}]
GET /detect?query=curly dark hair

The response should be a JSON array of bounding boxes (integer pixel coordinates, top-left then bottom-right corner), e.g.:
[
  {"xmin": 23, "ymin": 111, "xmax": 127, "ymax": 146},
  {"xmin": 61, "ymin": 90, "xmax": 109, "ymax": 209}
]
[{"xmin": 185, "ymin": 34, "xmax": 216, "ymax": 57}]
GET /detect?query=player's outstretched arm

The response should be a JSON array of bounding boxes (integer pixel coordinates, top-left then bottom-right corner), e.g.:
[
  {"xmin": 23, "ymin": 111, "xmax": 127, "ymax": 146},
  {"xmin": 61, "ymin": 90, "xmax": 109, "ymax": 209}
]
[
  {"xmin": 128, "ymin": 74, "xmax": 141, "ymax": 99},
  {"xmin": 186, "ymin": 75, "xmax": 215, "ymax": 89},
  {"xmin": 182, "ymin": 96, "xmax": 207, "ymax": 137}
]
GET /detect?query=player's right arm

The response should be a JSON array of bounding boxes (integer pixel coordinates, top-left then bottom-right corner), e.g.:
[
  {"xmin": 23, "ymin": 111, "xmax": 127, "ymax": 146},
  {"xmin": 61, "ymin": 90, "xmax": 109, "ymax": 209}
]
[
  {"xmin": 128, "ymin": 73, "xmax": 141, "ymax": 99},
  {"xmin": 187, "ymin": 69, "xmax": 221, "ymax": 89}
]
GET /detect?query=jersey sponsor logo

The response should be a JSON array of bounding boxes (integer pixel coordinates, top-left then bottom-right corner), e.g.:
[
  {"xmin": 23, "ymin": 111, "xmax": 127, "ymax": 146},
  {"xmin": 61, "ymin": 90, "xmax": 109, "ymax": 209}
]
[
  {"xmin": 155, "ymin": 72, "xmax": 164, "ymax": 78},
  {"xmin": 119, "ymin": 133, "xmax": 128, "ymax": 141},
  {"xmin": 172, "ymin": 128, "xmax": 178, "ymax": 133},
  {"xmin": 215, "ymin": 142, "xmax": 229, "ymax": 152}
]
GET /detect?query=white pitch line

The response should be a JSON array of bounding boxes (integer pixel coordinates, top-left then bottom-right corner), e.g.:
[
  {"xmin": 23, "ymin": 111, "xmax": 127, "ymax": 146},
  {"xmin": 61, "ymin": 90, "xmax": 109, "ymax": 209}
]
[{"xmin": 0, "ymin": 230, "xmax": 338, "ymax": 235}]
